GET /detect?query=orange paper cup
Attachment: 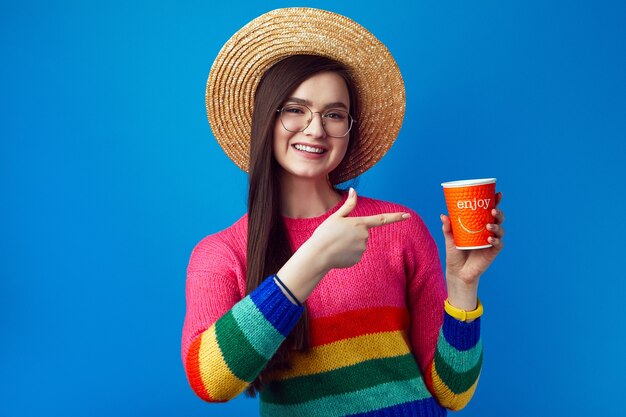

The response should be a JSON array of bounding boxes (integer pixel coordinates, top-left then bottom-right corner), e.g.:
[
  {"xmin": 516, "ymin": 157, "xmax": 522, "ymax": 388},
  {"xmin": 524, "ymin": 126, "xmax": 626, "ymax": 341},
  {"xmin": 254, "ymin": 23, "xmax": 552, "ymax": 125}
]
[{"xmin": 441, "ymin": 178, "xmax": 497, "ymax": 250}]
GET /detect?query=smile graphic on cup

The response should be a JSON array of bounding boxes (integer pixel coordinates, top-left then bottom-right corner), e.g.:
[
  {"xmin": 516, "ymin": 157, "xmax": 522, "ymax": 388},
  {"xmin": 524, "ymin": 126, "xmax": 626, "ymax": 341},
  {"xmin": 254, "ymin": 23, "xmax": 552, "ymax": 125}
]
[{"xmin": 441, "ymin": 178, "xmax": 497, "ymax": 250}]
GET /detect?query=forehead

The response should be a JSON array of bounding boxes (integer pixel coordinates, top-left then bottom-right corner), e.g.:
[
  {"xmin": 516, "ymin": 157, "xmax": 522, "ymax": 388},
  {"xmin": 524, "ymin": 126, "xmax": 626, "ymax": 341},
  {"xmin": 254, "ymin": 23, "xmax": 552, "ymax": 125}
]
[{"xmin": 288, "ymin": 72, "xmax": 350, "ymax": 108}]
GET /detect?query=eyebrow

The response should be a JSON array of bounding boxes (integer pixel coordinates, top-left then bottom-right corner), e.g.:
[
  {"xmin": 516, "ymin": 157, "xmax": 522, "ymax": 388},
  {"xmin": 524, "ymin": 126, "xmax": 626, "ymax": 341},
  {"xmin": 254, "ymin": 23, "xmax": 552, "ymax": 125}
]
[{"xmin": 284, "ymin": 97, "xmax": 348, "ymax": 110}]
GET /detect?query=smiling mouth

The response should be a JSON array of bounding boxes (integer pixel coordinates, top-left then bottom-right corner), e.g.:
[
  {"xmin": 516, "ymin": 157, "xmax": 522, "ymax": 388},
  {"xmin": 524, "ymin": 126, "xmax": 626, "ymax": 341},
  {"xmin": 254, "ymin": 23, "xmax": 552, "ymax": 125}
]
[
  {"xmin": 293, "ymin": 144, "xmax": 327, "ymax": 154},
  {"xmin": 457, "ymin": 217, "xmax": 485, "ymax": 234}
]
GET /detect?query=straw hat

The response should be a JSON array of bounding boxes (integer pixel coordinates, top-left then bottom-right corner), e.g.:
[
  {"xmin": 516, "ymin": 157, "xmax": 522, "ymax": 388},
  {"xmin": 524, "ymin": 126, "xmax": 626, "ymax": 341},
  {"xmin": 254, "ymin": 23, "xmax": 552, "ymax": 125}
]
[{"xmin": 206, "ymin": 7, "xmax": 405, "ymax": 183}]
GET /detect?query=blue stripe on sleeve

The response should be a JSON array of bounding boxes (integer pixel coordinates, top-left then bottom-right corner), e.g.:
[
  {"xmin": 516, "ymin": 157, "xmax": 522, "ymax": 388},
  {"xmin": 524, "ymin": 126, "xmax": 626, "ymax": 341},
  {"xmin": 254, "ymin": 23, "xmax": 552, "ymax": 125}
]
[
  {"xmin": 249, "ymin": 275, "xmax": 304, "ymax": 337},
  {"xmin": 441, "ymin": 312, "xmax": 481, "ymax": 351}
]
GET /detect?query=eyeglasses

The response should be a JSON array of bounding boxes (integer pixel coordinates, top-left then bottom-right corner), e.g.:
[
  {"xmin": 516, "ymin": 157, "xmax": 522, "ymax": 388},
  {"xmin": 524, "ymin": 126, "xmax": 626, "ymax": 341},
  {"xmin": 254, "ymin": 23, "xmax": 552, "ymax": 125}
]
[{"xmin": 276, "ymin": 103, "xmax": 356, "ymax": 138}]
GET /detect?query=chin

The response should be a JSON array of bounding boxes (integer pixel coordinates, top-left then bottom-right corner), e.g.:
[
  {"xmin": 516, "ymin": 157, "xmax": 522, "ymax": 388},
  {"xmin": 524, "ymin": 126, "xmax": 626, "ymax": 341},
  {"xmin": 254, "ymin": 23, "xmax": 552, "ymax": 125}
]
[
  {"xmin": 283, "ymin": 166, "xmax": 334, "ymax": 181},
  {"xmin": 291, "ymin": 170, "xmax": 329, "ymax": 180}
]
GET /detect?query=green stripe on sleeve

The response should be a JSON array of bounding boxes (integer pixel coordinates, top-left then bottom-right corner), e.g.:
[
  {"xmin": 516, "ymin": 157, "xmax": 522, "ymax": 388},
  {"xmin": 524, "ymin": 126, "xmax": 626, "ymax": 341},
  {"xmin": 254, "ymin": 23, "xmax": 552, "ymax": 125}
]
[
  {"xmin": 433, "ymin": 346, "xmax": 483, "ymax": 394},
  {"xmin": 436, "ymin": 335, "xmax": 483, "ymax": 373},
  {"xmin": 231, "ymin": 296, "xmax": 285, "ymax": 360},
  {"xmin": 215, "ymin": 310, "xmax": 269, "ymax": 382}
]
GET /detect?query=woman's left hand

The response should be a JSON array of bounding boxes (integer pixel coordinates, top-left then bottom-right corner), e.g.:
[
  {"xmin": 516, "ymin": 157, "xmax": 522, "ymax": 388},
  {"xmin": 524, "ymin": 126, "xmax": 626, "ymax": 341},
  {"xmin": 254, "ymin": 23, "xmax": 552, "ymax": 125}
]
[{"xmin": 441, "ymin": 191, "xmax": 505, "ymax": 288}]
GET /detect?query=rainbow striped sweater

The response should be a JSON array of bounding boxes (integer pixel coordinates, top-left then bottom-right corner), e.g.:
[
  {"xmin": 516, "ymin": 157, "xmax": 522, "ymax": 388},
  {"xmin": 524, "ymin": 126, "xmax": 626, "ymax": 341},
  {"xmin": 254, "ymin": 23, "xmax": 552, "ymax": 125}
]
[{"xmin": 182, "ymin": 195, "xmax": 483, "ymax": 416}]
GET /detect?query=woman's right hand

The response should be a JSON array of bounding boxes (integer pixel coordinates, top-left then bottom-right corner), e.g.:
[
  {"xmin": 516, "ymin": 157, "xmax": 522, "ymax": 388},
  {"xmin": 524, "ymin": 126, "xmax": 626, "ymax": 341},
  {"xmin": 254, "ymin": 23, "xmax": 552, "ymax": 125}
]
[
  {"xmin": 276, "ymin": 188, "xmax": 410, "ymax": 304},
  {"xmin": 309, "ymin": 188, "xmax": 410, "ymax": 269}
]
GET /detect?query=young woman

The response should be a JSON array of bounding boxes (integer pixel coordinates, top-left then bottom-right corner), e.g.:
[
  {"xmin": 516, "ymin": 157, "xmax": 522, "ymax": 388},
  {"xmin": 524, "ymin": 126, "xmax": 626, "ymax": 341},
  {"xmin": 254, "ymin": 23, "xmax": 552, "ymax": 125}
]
[{"xmin": 182, "ymin": 8, "xmax": 505, "ymax": 417}]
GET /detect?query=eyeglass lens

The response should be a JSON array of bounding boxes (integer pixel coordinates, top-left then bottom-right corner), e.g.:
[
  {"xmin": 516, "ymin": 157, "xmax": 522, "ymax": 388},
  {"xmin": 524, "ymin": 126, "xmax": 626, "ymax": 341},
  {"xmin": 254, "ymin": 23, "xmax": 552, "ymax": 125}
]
[{"xmin": 279, "ymin": 104, "xmax": 352, "ymax": 137}]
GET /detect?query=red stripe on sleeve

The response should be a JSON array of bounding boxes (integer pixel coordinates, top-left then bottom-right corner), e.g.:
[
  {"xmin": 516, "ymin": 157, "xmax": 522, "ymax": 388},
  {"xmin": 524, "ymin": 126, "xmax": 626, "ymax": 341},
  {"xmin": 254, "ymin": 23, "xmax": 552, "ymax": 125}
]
[
  {"xmin": 185, "ymin": 335, "xmax": 223, "ymax": 402},
  {"xmin": 424, "ymin": 361, "xmax": 435, "ymax": 393}
]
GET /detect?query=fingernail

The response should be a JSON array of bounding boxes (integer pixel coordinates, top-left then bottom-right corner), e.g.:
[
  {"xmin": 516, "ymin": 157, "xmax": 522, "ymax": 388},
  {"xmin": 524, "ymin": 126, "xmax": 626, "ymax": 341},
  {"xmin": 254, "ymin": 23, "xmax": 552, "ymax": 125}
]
[
  {"xmin": 402, "ymin": 213, "xmax": 411, "ymax": 219},
  {"xmin": 487, "ymin": 224, "xmax": 495, "ymax": 230},
  {"xmin": 349, "ymin": 187, "xmax": 354, "ymax": 197}
]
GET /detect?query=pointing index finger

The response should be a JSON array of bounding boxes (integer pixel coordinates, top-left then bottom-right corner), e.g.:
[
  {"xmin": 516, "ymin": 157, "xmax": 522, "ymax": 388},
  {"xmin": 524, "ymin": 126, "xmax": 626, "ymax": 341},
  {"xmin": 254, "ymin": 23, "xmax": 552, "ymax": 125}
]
[{"xmin": 359, "ymin": 212, "xmax": 411, "ymax": 229}]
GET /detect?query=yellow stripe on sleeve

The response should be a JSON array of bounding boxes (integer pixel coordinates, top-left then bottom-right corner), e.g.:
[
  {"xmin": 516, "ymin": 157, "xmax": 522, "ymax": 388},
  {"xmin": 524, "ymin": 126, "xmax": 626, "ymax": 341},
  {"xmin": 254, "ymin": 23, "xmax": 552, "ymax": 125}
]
[
  {"xmin": 431, "ymin": 364, "xmax": 480, "ymax": 411},
  {"xmin": 198, "ymin": 325, "xmax": 249, "ymax": 401}
]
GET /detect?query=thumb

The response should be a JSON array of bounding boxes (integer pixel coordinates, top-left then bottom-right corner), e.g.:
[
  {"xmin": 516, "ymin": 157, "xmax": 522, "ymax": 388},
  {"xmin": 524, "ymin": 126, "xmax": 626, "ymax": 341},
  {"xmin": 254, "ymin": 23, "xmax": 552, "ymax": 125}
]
[
  {"xmin": 334, "ymin": 187, "xmax": 358, "ymax": 218},
  {"xmin": 440, "ymin": 214, "xmax": 456, "ymax": 252}
]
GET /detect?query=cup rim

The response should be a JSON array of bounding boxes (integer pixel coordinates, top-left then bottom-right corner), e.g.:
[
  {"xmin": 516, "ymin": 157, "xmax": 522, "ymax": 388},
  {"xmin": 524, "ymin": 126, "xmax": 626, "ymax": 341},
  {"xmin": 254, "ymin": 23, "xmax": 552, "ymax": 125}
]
[{"xmin": 441, "ymin": 178, "xmax": 497, "ymax": 188}]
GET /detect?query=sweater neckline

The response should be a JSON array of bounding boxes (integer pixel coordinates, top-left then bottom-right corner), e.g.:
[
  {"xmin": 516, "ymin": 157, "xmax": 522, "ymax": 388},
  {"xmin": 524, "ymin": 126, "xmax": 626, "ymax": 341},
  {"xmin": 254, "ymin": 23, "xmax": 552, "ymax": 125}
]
[{"xmin": 282, "ymin": 191, "xmax": 348, "ymax": 232}]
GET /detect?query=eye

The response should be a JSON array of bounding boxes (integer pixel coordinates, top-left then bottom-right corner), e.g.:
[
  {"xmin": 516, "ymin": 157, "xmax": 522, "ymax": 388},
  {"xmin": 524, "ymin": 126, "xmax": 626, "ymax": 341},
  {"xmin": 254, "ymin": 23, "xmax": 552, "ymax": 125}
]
[
  {"xmin": 282, "ymin": 105, "xmax": 307, "ymax": 115},
  {"xmin": 324, "ymin": 110, "xmax": 347, "ymax": 120}
]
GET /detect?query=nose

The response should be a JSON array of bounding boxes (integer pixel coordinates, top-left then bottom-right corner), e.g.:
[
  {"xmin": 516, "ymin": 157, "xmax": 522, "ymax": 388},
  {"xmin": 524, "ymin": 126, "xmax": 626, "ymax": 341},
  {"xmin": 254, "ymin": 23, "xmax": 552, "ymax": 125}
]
[{"xmin": 303, "ymin": 112, "xmax": 326, "ymax": 138}]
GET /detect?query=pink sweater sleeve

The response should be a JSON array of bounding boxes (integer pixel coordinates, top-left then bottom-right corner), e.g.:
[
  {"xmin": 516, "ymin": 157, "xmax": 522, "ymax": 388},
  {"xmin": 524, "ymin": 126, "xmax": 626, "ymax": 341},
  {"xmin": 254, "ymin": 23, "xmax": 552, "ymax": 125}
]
[
  {"xmin": 181, "ymin": 236, "xmax": 242, "ymax": 364},
  {"xmin": 181, "ymin": 234, "xmax": 304, "ymax": 402},
  {"xmin": 404, "ymin": 212, "xmax": 448, "ymax": 376},
  {"xmin": 404, "ymin": 211, "xmax": 483, "ymax": 410}
]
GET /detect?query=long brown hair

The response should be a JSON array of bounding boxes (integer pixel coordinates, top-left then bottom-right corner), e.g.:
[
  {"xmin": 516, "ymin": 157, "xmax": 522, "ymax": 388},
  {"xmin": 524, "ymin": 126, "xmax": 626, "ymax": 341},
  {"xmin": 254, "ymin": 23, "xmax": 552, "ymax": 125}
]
[{"xmin": 245, "ymin": 55, "xmax": 360, "ymax": 396}]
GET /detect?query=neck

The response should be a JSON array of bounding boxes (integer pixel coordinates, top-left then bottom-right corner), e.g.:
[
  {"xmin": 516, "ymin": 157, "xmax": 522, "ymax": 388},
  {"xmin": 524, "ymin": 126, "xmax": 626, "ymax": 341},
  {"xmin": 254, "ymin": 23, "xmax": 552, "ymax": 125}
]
[{"xmin": 279, "ymin": 173, "xmax": 342, "ymax": 218}]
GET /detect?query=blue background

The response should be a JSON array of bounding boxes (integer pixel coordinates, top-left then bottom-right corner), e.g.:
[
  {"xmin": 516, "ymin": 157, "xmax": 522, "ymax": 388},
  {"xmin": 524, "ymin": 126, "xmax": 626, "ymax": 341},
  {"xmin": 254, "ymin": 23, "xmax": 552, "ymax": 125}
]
[{"xmin": 2, "ymin": 0, "xmax": 625, "ymax": 416}]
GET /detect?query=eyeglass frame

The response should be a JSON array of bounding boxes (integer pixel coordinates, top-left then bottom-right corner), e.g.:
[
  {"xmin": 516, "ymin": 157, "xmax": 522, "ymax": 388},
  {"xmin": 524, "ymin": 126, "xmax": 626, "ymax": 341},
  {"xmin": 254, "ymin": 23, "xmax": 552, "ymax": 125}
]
[{"xmin": 275, "ymin": 103, "xmax": 357, "ymax": 138}]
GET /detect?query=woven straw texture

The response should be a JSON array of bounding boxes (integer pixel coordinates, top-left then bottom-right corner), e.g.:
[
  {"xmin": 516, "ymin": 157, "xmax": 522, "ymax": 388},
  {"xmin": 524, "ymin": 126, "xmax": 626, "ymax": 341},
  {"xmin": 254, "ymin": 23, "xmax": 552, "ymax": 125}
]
[{"xmin": 206, "ymin": 7, "xmax": 406, "ymax": 183}]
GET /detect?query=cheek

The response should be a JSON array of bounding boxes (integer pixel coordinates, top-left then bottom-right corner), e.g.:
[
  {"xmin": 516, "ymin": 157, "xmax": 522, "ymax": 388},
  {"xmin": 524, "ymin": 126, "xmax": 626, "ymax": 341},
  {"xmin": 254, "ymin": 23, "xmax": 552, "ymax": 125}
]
[
  {"xmin": 273, "ymin": 120, "xmax": 290, "ymax": 146},
  {"xmin": 272, "ymin": 121, "xmax": 292, "ymax": 168},
  {"xmin": 335, "ymin": 140, "xmax": 350, "ymax": 161},
  {"xmin": 328, "ymin": 140, "xmax": 350, "ymax": 172}
]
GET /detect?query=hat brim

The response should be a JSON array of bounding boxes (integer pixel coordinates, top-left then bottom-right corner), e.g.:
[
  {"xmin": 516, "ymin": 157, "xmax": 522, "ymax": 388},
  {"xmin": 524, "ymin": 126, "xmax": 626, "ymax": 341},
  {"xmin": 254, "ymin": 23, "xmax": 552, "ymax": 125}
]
[{"xmin": 206, "ymin": 7, "xmax": 406, "ymax": 183}]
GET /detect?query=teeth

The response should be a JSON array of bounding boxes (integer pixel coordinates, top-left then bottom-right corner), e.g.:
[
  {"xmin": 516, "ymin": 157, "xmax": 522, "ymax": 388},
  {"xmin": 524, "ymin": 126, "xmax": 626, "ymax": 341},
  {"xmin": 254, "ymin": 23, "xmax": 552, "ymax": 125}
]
[{"xmin": 294, "ymin": 144, "xmax": 325, "ymax": 154}]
